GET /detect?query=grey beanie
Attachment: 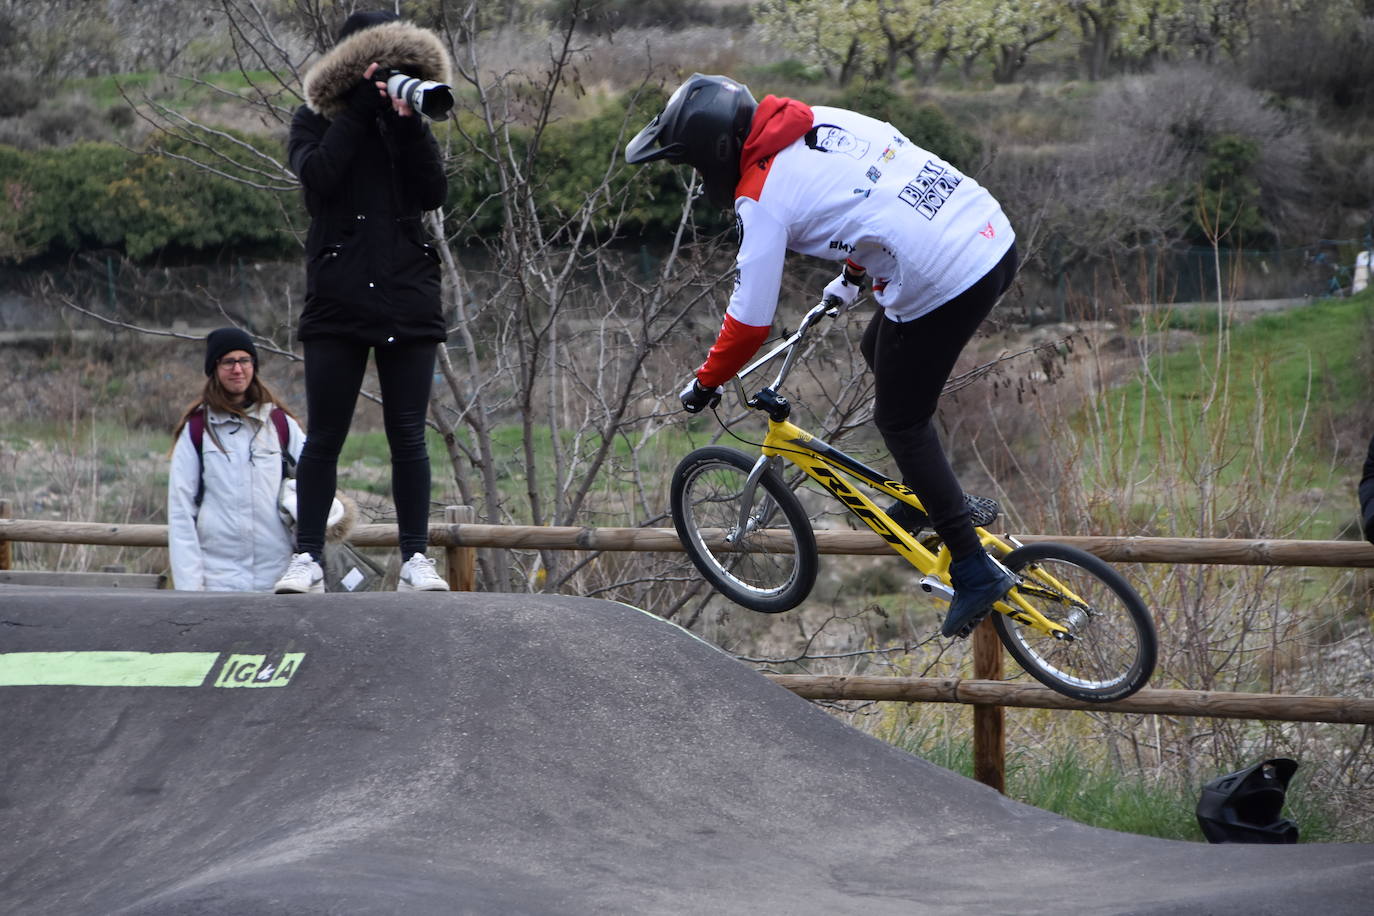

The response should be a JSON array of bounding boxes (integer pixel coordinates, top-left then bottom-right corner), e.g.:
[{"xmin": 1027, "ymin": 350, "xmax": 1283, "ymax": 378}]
[{"xmin": 204, "ymin": 327, "xmax": 258, "ymax": 376}]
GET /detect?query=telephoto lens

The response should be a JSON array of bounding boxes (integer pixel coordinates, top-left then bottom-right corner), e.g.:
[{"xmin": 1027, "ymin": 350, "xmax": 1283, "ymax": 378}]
[{"xmin": 384, "ymin": 72, "xmax": 454, "ymax": 121}]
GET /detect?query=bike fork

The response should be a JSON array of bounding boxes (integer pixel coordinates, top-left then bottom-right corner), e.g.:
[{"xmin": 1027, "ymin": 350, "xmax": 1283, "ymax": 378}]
[{"xmin": 729, "ymin": 455, "xmax": 783, "ymax": 542}]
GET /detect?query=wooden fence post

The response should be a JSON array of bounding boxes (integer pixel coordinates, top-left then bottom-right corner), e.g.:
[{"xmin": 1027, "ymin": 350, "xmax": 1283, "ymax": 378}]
[
  {"xmin": 444, "ymin": 505, "xmax": 476, "ymax": 592},
  {"xmin": 0, "ymin": 499, "xmax": 11, "ymax": 571},
  {"xmin": 972, "ymin": 618, "xmax": 1005, "ymax": 793}
]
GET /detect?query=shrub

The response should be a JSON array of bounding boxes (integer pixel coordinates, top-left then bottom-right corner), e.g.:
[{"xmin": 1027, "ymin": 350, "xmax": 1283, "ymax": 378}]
[
  {"xmin": 1089, "ymin": 65, "xmax": 1313, "ymax": 247},
  {"xmin": 832, "ymin": 83, "xmax": 982, "ymax": 166},
  {"xmin": 1189, "ymin": 133, "xmax": 1265, "ymax": 245},
  {"xmin": 108, "ymin": 133, "xmax": 297, "ymax": 260},
  {"xmin": 0, "ymin": 142, "xmax": 130, "ymax": 259},
  {"xmin": 0, "ymin": 133, "xmax": 298, "ymax": 265},
  {"xmin": 444, "ymin": 89, "xmax": 733, "ymax": 243},
  {"xmin": 543, "ymin": 0, "xmax": 751, "ymax": 31},
  {"xmin": 743, "ymin": 58, "xmax": 827, "ymax": 87},
  {"xmin": 0, "ymin": 67, "xmax": 41, "ymax": 119},
  {"xmin": 535, "ymin": 92, "xmax": 721, "ymax": 237},
  {"xmin": 1244, "ymin": 8, "xmax": 1374, "ymax": 113}
]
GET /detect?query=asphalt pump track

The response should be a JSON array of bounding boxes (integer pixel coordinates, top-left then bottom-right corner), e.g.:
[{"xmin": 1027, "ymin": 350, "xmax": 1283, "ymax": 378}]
[{"xmin": 1, "ymin": 586, "xmax": 1371, "ymax": 914}]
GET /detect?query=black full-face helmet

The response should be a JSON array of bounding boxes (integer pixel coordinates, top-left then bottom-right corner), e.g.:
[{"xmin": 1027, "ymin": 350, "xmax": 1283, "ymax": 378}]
[
  {"xmin": 1196, "ymin": 757, "xmax": 1300, "ymax": 844},
  {"xmin": 625, "ymin": 73, "xmax": 758, "ymax": 209}
]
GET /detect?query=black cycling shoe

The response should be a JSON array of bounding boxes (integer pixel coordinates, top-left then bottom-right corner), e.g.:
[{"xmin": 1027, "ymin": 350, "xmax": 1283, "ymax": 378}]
[
  {"xmin": 941, "ymin": 551, "xmax": 1016, "ymax": 638},
  {"xmin": 887, "ymin": 493, "xmax": 1001, "ymax": 534}
]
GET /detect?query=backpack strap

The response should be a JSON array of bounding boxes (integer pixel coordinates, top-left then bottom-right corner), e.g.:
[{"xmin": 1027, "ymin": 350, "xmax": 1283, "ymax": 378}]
[
  {"xmin": 187, "ymin": 407, "xmax": 292, "ymax": 507},
  {"xmin": 188, "ymin": 410, "xmax": 206, "ymax": 453},
  {"xmin": 188, "ymin": 409, "xmax": 207, "ymax": 507},
  {"xmin": 271, "ymin": 407, "xmax": 295, "ymax": 477}
]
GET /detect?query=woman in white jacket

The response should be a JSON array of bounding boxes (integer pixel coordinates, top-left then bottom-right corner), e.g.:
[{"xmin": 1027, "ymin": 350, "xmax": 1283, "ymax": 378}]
[{"xmin": 167, "ymin": 328, "xmax": 306, "ymax": 591}]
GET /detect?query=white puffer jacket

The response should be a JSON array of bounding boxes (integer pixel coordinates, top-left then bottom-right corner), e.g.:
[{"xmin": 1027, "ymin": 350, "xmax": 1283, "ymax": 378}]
[{"xmin": 167, "ymin": 403, "xmax": 305, "ymax": 591}]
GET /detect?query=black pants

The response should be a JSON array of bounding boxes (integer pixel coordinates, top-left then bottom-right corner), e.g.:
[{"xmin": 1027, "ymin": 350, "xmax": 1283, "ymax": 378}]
[
  {"xmin": 295, "ymin": 337, "xmax": 437, "ymax": 560},
  {"xmin": 860, "ymin": 243, "xmax": 1018, "ymax": 559}
]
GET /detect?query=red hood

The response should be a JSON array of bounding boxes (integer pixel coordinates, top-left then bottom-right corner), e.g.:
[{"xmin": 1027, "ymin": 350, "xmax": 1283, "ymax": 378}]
[{"xmin": 738, "ymin": 95, "xmax": 813, "ymax": 177}]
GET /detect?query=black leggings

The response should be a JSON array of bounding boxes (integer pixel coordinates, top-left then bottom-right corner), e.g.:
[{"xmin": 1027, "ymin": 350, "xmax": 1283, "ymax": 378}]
[
  {"xmin": 860, "ymin": 243, "xmax": 1018, "ymax": 559},
  {"xmin": 295, "ymin": 337, "xmax": 437, "ymax": 560}
]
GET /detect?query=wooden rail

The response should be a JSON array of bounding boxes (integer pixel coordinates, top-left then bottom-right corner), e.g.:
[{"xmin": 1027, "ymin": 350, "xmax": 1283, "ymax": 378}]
[
  {"xmin": 766, "ymin": 675, "xmax": 1374, "ymax": 726},
  {"xmin": 4, "ymin": 513, "xmax": 1373, "ymax": 566},
  {"xmin": 5, "ymin": 502, "xmax": 1373, "ymax": 792}
]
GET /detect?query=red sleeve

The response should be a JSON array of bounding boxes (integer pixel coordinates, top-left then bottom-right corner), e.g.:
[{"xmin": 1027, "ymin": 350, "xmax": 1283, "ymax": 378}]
[{"xmin": 696, "ymin": 313, "xmax": 771, "ymax": 388}]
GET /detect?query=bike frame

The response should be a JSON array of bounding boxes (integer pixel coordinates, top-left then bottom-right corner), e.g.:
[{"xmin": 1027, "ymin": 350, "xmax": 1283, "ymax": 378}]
[{"xmin": 729, "ymin": 300, "xmax": 1076, "ymax": 639}]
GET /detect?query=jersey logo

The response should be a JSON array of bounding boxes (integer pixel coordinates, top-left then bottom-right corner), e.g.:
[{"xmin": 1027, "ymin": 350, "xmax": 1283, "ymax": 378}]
[
  {"xmin": 979, "ymin": 222, "xmax": 996, "ymax": 239},
  {"xmin": 897, "ymin": 160, "xmax": 963, "ymax": 221},
  {"xmin": 805, "ymin": 124, "xmax": 871, "ymax": 159}
]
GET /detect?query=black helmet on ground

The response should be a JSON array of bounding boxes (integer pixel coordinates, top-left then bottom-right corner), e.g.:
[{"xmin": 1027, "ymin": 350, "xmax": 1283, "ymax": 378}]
[
  {"xmin": 1196, "ymin": 757, "xmax": 1299, "ymax": 844},
  {"xmin": 625, "ymin": 73, "xmax": 758, "ymax": 209}
]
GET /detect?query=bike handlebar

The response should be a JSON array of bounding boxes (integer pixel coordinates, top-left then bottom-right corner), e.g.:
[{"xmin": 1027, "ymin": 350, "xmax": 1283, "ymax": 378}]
[{"xmin": 733, "ymin": 295, "xmax": 847, "ymax": 401}]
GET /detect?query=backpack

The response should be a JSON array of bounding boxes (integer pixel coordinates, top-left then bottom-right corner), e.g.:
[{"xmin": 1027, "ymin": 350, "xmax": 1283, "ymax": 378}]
[{"xmin": 187, "ymin": 407, "xmax": 291, "ymax": 507}]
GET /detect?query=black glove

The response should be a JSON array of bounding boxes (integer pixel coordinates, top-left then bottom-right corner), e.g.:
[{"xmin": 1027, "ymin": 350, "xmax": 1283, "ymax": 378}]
[
  {"xmin": 679, "ymin": 379, "xmax": 722, "ymax": 413},
  {"xmin": 345, "ymin": 78, "xmax": 387, "ymax": 116},
  {"xmin": 385, "ymin": 104, "xmax": 426, "ymax": 138}
]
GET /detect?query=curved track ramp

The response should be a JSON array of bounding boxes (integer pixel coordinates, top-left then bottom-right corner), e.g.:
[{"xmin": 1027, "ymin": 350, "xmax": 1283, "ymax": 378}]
[{"xmin": 1, "ymin": 586, "xmax": 1370, "ymax": 914}]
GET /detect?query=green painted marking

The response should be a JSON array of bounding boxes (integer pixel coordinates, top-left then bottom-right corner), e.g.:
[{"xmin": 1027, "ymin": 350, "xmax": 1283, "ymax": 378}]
[{"xmin": 0, "ymin": 651, "xmax": 220, "ymax": 687}]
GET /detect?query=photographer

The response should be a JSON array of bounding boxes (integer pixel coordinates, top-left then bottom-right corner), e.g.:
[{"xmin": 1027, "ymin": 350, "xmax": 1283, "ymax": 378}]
[{"xmin": 277, "ymin": 10, "xmax": 451, "ymax": 593}]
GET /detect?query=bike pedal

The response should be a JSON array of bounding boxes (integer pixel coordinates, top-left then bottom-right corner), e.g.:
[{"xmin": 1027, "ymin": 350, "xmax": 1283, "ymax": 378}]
[
  {"xmin": 953, "ymin": 610, "xmax": 990, "ymax": 639},
  {"xmin": 964, "ymin": 494, "xmax": 1001, "ymax": 528},
  {"xmin": 887, "ymin": 493, "xmax": 1001, "ymax": 534}
]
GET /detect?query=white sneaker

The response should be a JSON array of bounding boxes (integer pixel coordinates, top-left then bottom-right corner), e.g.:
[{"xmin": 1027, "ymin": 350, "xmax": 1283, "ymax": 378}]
[
  {"xmin": 274, "ymin": 552, "xmax": 325, "ymax": 594},
  {"xmin": 398, "ymin": 553, "xmax": 449, "ymax": 592}
]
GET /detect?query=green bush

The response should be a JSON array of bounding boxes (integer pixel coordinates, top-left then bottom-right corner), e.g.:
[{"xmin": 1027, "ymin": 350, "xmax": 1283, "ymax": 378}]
[
  {"xmin": 109, "ymin": 133, "xmax": 296, "ymax": 259},
  {"xmin": 0, "ymin": 145, "xmax": 36, "ymax": 260},
  {"xmin": 542, "ymin": 0, "xmax": 751, "ymax": 30},
  {"xmin": 743, "ymin": 58, "xmax": 827, "ymax": 87},
  {"xmin": 833, "ymin": 84, "xmax": 982, "ymax": 166},
  {"xmin": 0, "ymin": 142, "xmax": 129, "ymax": 260},
  {"xmin": 1187, "ymin": 133, "xmax": 1265, "ymax": 246},
  {"xmin": 535, "ymin": 93, "xmax": 721, "ymax": 236},
  {"xmin": 0, "ymin": 131, "xmax": 298, "ymax": 264},
  {"xmin": 1, "ymin": 85, "xmax": 976, "ymax": 262},
  {"xmin": 439, "ymin": 111, "xmax": 505, "ymax": 241},
  {"xmin": 443, "ymin": 90, "xmax": 731, "ymax": 243}
]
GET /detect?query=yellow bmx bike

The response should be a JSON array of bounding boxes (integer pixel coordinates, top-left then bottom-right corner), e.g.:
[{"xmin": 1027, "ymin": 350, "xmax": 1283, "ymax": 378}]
[{"xmin": 669, "ymin": 297, "xmax": 1157, "ymax": 703}]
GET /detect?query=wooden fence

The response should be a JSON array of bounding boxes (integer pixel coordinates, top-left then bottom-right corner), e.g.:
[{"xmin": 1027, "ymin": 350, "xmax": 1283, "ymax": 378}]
[{"xmin": 4, "ymin": 498, "xmax": 1373, "ymax": 791}]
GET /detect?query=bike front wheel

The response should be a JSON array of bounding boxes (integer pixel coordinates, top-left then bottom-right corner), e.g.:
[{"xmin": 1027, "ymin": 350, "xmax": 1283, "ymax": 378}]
[
  {"xmin": 670, "ymin": 446, "xmax": 818, "ymax": 613},
  {"xmin": 994, "ymin": 542, "xmax": 1157, "ymax": 702}
]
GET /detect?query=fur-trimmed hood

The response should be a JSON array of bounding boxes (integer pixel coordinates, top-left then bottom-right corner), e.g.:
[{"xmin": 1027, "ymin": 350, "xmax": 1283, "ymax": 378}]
[{"xmin": 302, "ymin": 21, "xmax": 453, "ymax": 119}]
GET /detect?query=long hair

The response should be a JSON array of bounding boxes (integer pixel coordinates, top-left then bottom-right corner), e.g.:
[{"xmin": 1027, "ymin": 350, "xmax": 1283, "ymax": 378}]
[{"xmin": 170, "ymin": 372, "xmax": 299, "ymax": 455}]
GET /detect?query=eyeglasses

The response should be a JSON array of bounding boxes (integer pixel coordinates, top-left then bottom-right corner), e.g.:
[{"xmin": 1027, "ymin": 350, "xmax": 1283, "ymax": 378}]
[{"xmin": 218, "ymin": 357, "xmax": 254, "ymax": 369}]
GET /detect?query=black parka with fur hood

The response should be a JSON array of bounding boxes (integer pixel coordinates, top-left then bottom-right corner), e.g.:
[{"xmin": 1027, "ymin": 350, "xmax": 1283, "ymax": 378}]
[{"xmin": 288, "ymin": 21, "xmax": 451, "ymax": 345}]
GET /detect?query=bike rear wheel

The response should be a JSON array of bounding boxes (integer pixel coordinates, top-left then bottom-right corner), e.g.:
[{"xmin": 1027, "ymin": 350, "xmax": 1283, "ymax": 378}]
[
  {"xmin": 994, "ymin": 542, "xmax": 1156, "ymax": 702},
  {"xmin": 670, "ymin": 446, "xmax": 818, "ymax": 613}
]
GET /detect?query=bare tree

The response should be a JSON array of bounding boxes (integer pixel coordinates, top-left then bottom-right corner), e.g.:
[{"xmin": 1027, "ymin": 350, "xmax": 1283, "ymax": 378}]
[{"xmin": 63, "ymin": 0, "xmax": 1069, "ymax": 620}]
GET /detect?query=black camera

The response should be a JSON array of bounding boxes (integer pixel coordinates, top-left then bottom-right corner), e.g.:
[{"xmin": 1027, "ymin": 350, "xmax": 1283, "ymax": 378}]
[{"xmin": 384, "ymin": 71, "xmax": 454, "ymax": 121}]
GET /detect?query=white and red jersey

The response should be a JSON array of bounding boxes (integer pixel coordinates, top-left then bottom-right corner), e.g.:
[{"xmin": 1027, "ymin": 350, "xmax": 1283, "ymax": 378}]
[{"xmin": 696, "ymin": 100, "xmax": 1014, "ymax": 387}]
